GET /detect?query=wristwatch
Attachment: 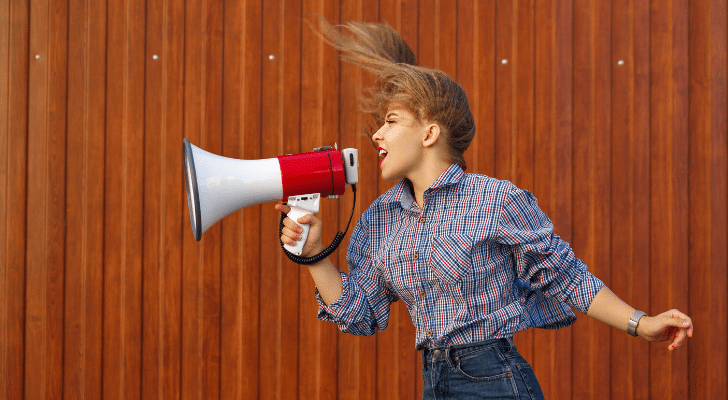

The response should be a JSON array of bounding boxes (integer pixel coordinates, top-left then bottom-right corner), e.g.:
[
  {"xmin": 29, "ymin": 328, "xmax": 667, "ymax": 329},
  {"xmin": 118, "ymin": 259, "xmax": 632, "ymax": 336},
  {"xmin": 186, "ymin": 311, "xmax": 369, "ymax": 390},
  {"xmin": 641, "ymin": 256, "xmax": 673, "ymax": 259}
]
[{"xmin": 627, "ymin": 310, "xmax": 647, "ymax": 337}]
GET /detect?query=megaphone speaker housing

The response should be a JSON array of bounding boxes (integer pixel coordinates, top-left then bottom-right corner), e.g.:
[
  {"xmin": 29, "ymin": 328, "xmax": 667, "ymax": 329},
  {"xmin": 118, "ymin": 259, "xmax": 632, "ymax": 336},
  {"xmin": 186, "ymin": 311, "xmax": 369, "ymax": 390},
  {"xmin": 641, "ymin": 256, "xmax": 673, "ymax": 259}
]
[{"xmin": 183, "ymin": 139, "xmax": 285, "ymax": 241}]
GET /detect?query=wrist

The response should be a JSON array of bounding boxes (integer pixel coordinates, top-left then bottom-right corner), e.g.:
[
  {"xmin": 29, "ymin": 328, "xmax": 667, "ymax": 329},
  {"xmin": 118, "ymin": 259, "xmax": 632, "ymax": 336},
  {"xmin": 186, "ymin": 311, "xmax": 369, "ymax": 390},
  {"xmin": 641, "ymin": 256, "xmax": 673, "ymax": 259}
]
[{"xmin": 628, "ymin": 310, "xmax": 647, "ymax": 337}]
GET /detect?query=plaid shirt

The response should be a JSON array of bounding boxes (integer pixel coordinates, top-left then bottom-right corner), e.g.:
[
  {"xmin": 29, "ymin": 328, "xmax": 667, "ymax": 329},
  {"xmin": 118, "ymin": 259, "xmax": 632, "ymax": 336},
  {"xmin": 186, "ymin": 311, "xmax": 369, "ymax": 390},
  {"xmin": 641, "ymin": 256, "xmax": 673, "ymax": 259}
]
[{"xmin": 316, "ymin": 164, "xmax": 604, "ymax": 350}]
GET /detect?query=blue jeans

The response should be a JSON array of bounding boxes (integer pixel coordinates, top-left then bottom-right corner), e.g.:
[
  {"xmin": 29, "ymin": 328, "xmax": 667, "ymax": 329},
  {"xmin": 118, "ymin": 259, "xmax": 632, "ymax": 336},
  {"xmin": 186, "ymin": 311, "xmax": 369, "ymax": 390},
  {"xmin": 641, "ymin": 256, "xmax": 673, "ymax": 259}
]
[{"xmin": 421, "ymin": 338, "xmax": 545, "ymax": 399}]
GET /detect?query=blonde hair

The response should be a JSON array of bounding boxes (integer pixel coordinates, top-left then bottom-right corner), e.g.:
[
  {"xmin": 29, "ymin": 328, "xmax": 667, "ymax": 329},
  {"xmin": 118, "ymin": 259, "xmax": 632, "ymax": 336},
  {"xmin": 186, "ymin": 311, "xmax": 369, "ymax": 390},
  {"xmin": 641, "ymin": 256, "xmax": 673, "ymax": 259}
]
[{"xmin": 315, "ymin": 17, "xmax": 475, "ymax": 170}]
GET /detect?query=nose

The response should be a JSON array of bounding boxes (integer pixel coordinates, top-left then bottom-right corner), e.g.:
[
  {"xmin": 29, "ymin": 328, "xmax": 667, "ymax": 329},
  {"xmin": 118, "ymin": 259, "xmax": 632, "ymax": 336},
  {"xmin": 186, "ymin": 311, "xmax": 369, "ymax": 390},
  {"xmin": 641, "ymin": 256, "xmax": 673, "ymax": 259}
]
[{"xmin": 372, "ymin": 124, "xmax": 386, "ymax": 142}]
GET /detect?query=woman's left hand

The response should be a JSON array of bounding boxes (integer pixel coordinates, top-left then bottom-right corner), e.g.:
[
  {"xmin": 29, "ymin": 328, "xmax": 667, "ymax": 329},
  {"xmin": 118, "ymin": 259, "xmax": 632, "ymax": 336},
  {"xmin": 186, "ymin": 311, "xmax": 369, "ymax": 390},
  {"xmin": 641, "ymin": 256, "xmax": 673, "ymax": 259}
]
[{"xmin": 637, "ymin": 309, "xmax": 694, "ymax": 350}]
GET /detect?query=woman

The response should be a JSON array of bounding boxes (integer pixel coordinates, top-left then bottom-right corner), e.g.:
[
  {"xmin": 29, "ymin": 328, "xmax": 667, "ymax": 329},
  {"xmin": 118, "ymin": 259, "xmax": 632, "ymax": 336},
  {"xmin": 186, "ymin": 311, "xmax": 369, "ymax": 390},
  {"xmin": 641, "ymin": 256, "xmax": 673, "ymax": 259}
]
[{"xmin": 276, "ymin": 19, "xmax": 693, "ymax": 399}]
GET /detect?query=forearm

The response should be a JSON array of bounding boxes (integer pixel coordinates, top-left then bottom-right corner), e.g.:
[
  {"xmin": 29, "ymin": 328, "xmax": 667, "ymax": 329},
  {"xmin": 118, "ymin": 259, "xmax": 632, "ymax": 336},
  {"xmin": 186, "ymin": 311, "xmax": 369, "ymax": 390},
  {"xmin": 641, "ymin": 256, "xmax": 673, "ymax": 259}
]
[
  {"xmin": 306, "ymin": 247, "xmax": 344, "ymax": 305},
  {"xmin": 586, "ymin": 286, "xmax": 637, "ymax": 334}
]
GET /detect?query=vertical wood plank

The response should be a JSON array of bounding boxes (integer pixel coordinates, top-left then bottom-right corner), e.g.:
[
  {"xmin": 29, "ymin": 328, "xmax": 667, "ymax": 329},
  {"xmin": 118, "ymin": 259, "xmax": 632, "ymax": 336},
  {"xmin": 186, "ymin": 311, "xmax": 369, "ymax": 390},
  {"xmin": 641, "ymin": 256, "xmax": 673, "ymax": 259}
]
[
  {"xmin": 161, "ymin": 0, "xmax": 185, "ymax": 398},
  {"xmin": 259, "ymin": 0, "xmax": 284, "ymax": 398},
  {"xmin": 0, "ymin": 0, "xmax": 10, "ymax": 393},
  {"xmin": 571, "ymin": 1, "xmax": 612, "ymax": 398},
  {"xmin": 65, "ymin": 0, "xmax": 88, "ymax": 398},
  {"xmin": 142, "ymin": 0, "xmax": 164, "ymax": 396},
  {"xmin": 610, "ymin": 0, "xmax": 642, "ymax": 398},
  {"xmin": 44, "ymin": 0, "xmax": 66, "ymax": 391},
  {"xmin": 220, "ymin": 0, "xmax": 246, "ymax": 397},
  {"xmin": 688, "ymin": 1, "xmax": 728, "ymax": 399},
  {"xmin": 201, "ymin": 0, "xmax": 223, "ymax": 397},
  {"xmin": 472, "ymin": 0, "xmax": 496, "ymax": 177},
  {"xmin": 239, "ymin": 0, "xmax": 263, "ymax": 398},
  {"xmin": 103, "ymin": 0, "xmax": 126, "ymax": 396},
  {"xmin": 706, "ymin": 2, "xmax": 728, "ymax": 398},
  {"xmin": 25, "ymin": 0, "xmax": 52, "ymax": 397},
  {"xmin": 628, "ymin": 1, "xmax": 652, "ymax": 398},
  {"xmin": 182, "ymin": 0, "xmax": 204, "ymax": 396},
  {"xmin": 649, "ymin": 0, "xmax": 690, "ymax": 398},
  {"xmin": 494, "ymin": 0, "xmax": 514, "ymax": 181},
  {"xmin": 688, "ymin": 2, "xmax": 711, "ymax": 400},
  {"xmin": 4, "ymin": 4, "xmax": 29, "ymax": 400},
  {"xmin": 279, "ymin": 0, "xmax": 302, "ymax": 398},
  {"xmin": 125, "ymin": 0, "xmax": 146, "ymax": 397},
  {"xmin": 84, "ymin": 0, "xmax": 107, "ymax": 397}
]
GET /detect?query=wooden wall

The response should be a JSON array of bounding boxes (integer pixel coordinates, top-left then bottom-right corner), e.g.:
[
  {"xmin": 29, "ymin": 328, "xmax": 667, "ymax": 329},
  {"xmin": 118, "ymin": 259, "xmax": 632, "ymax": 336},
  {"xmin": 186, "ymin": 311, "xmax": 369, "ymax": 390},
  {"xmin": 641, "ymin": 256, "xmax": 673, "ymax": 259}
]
[{"xmin": 1, "ymin": 0, "xmax": 726, "ymax": 399}]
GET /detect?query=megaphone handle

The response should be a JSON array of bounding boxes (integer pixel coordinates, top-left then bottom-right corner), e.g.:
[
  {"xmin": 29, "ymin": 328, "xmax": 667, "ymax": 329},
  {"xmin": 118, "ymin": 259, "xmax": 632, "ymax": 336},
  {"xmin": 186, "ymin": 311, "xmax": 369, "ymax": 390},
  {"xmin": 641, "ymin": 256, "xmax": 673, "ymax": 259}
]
[{"xmin": 283, "ymin": 206, "xmax": 315, "ymax": 256}]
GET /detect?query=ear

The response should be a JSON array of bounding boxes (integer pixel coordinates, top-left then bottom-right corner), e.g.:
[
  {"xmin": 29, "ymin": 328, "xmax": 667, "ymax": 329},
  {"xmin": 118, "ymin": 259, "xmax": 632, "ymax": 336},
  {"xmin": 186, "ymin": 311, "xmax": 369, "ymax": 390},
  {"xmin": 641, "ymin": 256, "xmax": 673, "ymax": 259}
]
[{"xmin": 422, "ymin": 123, "xmax": 441, "ymax": 148}]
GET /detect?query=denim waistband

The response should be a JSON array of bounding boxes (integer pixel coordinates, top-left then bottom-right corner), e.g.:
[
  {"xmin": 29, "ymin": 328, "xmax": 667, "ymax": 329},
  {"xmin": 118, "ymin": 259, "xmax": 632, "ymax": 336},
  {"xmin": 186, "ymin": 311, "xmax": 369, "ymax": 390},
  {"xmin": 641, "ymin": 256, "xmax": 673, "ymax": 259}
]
[{"xmin": 421, "ymin": 337, "xmax": 514, "ymax": 363}]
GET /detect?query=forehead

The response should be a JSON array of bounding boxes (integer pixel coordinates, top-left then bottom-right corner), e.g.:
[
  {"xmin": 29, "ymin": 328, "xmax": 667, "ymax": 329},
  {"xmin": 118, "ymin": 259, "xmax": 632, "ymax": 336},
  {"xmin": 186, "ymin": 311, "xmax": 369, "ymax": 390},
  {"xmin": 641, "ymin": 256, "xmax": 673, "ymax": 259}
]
[{"xmin": 384, "ymin": 105, "xmax": 417, "ymax": 119}]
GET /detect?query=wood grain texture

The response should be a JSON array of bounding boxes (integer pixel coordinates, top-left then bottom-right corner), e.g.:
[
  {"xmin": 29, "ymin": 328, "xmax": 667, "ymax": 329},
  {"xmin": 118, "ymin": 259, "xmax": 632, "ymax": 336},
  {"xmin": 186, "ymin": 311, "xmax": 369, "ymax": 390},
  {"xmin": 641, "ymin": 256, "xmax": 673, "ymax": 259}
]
[{"xmin": 2, "ymin": 1, "xmax": 726, "ymax": 398}]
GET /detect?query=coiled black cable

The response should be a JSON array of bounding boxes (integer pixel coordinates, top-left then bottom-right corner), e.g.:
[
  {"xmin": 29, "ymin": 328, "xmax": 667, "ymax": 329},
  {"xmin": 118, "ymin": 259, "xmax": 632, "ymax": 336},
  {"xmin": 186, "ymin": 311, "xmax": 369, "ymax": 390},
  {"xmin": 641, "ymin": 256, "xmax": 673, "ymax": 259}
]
[{"xmin": 279, "ymin": 184, "xmax": 357, "ymax": 265}]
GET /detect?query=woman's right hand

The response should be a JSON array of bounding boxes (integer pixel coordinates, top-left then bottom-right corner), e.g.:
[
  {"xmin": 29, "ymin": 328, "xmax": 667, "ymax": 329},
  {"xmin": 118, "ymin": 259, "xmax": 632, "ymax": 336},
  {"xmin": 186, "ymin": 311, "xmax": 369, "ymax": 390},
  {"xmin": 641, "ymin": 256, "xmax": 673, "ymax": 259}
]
[{"xmin": 274, "ymin": 203, "xmax": 324, "ymax": 257}]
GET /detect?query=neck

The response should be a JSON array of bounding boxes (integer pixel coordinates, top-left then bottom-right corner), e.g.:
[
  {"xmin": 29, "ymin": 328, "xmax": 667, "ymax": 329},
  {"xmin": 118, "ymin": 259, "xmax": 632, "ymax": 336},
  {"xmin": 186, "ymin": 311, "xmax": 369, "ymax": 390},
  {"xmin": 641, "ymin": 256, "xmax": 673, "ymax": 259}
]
[{"xmin": 408, "ymin": 159, "xmax": 451, "ymax": 208}]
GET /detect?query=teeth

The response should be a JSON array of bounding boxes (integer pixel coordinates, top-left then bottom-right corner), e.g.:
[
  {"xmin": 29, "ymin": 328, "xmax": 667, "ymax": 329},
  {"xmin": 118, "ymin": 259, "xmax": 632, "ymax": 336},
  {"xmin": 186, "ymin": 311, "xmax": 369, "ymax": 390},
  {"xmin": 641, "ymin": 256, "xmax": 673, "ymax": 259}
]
[{"xmin": 379, "ymin": 149, "xmax": 387, "ymax": 157}]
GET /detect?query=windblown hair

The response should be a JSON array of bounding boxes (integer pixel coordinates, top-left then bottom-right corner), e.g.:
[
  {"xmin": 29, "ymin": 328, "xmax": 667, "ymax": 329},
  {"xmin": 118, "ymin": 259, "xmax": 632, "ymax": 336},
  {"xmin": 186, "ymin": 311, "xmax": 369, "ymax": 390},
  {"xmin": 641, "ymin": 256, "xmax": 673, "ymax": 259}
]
[{"xmin": 315, "ymin": 17, "xmax": 476, "ymax": 170}]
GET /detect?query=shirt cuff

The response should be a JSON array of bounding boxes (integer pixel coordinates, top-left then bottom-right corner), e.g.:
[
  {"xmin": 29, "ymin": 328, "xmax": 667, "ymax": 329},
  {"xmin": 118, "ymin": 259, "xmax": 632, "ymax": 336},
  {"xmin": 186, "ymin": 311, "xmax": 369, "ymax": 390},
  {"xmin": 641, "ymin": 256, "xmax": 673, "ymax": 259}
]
[
  {"xmin": 315, "ymin": 270, "xmax": 351, "ymax": 322},
  {"xmin": 565, "ymin": 271, "xmax": 605, "ymax": 314}
]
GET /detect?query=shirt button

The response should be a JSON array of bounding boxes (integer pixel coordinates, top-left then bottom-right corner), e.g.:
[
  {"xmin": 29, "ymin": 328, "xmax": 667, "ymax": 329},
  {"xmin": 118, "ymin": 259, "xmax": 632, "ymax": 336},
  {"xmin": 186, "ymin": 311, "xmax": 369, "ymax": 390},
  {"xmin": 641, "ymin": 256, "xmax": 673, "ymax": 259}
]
[
  {"xmin": 427, "ymin": 330, "xmax": 433, "ymax": 336},
  {"xmin": 419, "ymin": 217, "xmax": 426, "ymax": 223},
  {"xmin": 420, "ymin": 291, "xmax": 426, "ymax": 298},
  {"xmin": 413, "ymin": 252, "xmax": 419, "ymax": 260}
]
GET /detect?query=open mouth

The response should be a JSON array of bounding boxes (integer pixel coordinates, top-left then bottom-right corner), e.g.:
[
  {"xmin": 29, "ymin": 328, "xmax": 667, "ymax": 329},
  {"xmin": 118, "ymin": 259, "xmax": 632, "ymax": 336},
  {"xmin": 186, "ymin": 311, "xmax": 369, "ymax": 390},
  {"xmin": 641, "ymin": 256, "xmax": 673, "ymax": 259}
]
[{"xmin": 378, "ymin": 147, "xmax": 388, "ymax": 165}]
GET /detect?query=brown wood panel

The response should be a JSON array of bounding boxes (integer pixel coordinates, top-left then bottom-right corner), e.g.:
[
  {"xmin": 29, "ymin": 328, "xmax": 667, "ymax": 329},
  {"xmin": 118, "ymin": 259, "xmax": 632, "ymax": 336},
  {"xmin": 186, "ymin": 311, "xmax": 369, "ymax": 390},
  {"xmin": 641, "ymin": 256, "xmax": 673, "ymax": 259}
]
[
  {"xmin": 0, "ymin": 0, "xmax": 10, "ymax": 396},
  {"xmin": 5, "ymin": 1, "xmax": 30, "ymax": 399},
  {"xmin": 3, "ymin": 1, "xmax": 727, "ymax": 399},
  {"xmin": 181, "ymin": 0, "xmax": 205, "ymax": 397},
  {"xmin": 688, "ymin": 1, "xmax": 728, "ymax": 400},
  {"xmin": 82, "ymin": 0, "xmax": 108, "ymax": 398},
  {"xmin": 161, "ymin": 1, "xmax": 186, "ymax": 399},
  {"xmin": 65, "ymin": 0, "xmax": 88, "ymax": 398},
  {"xmin": 25, "ymin": 0, "xmax": 52, "ymax": 397},
  {"xmin": 102, "ymin": 0, "xmax": 124, "ymax": 389},
  {"xmin": 219, "ymin": 0, "xmax": 249, "ymax": 398},
  {"xmin": 142, "ymin": 0, "xmax": 164, "ymax": 397},
  {"xmin": 571, "ymin": 1, "xmax": 613, "ymax": 398},
  {"xmin": 610, "ymin": 1, "xmax": 653, "ymax": 398},
  {"xmin": 649, "ymin": 0, "xmax": 691, "ymax": 398}
]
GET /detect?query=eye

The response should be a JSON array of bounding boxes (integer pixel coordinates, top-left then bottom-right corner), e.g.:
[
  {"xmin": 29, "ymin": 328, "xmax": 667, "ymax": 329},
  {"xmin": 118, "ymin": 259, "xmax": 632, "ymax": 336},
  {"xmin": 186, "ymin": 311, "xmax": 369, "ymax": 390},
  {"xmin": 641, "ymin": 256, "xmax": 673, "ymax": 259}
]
[{"xmin": 386, "ymin": 120, "xmax": 395, "ymax": 124}]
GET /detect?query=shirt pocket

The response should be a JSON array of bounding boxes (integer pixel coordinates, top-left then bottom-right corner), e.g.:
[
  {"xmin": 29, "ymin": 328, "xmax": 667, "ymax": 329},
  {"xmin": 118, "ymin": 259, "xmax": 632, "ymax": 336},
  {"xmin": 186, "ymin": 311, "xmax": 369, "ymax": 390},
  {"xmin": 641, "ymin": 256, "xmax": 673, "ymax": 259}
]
[{"xmin": 430, "ymin": 234, "xmax": 474, "ymax": 284}]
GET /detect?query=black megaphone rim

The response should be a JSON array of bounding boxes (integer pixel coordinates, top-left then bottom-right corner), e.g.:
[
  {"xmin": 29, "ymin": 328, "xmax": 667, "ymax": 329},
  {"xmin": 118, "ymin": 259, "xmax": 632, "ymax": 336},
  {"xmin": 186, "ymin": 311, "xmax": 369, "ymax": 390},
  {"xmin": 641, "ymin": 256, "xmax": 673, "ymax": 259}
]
[{"xmin": 183, "ymin": 138, "xmax": 202, "ymax": 241}]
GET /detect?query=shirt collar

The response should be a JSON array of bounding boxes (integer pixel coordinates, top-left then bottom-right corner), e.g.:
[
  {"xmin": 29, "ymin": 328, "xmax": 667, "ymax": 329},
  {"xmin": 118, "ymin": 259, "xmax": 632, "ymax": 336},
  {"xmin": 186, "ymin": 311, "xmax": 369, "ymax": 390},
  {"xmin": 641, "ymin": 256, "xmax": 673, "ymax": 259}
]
[{"xmin": 381, "ymin": 164, "xmax": 465, "ymax": 208}]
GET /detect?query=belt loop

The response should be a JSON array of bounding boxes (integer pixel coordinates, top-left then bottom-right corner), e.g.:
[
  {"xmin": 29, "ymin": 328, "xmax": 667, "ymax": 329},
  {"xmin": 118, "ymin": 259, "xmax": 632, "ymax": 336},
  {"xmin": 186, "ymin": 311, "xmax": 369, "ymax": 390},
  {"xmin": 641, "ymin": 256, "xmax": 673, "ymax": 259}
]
[
  {"xmin": 444, "ymin": 346, "xmax": 456, "ymax": 370},
  {"xmin": 504, "ymin": 337, "xmax": 514, "ymax": 352}
]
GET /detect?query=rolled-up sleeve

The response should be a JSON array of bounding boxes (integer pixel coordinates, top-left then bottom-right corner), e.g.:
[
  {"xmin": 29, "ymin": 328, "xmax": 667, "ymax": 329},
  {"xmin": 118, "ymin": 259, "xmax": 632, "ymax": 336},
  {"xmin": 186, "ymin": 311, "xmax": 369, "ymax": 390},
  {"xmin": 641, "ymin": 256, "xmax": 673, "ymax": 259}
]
[
  {"xmin": 315, "ymin": 214, "xmax": 398, "ymax": 335},
  {"xmin": 496, "ymin": 185, "xmax": 604, "ymax": 314}
]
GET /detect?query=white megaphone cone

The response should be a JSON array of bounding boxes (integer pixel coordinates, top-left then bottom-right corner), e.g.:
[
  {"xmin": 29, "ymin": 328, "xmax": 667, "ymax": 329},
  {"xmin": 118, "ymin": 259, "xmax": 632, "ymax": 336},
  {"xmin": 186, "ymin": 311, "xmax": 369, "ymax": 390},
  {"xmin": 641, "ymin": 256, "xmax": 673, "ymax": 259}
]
[{"xmin": 183, "ymin": 139, "xmax": 359, "ymax": 256}]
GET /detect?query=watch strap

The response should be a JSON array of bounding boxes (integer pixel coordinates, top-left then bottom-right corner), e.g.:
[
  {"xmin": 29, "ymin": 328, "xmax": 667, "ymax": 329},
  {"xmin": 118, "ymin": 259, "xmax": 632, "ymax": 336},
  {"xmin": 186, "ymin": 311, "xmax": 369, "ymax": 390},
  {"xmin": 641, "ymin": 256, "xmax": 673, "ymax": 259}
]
[{"xmin": 627, "ymin": 310, "xmax": 647, "ymax": 337}]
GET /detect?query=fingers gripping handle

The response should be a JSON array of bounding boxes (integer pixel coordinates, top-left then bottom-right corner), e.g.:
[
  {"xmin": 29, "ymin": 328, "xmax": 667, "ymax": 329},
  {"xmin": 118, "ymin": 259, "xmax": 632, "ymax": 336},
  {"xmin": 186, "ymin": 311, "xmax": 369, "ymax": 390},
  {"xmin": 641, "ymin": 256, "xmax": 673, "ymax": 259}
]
[{"xmin": 283, "ymin": 194, "xmax": 320, "ymax": 256}]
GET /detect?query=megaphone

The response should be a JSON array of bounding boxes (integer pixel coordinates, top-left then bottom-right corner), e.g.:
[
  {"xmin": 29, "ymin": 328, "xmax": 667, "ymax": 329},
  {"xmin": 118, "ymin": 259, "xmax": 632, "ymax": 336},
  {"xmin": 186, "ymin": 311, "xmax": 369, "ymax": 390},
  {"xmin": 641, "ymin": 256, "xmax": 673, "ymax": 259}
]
[{"xmin": 183, "ymin": 138, "xmax": 359, "ymax": 256}]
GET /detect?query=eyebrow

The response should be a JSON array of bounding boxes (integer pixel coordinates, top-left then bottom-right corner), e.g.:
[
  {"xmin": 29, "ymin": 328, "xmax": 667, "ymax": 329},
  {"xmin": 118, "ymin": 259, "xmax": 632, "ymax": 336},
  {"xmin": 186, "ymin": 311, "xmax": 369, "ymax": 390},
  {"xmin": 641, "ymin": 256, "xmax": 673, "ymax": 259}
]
[{"xmin": 385, "ymin": 110, "xmax": 401, "ymax": 119}]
